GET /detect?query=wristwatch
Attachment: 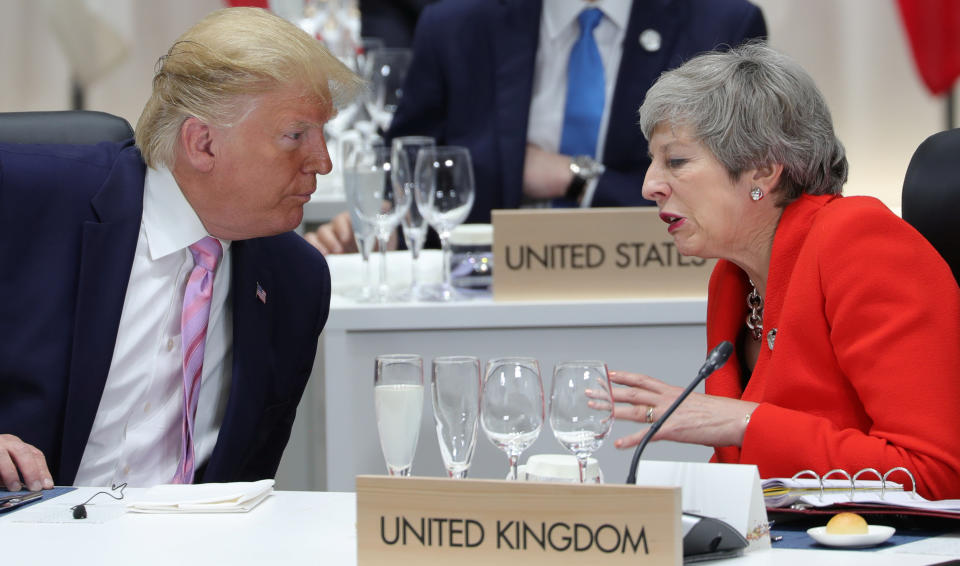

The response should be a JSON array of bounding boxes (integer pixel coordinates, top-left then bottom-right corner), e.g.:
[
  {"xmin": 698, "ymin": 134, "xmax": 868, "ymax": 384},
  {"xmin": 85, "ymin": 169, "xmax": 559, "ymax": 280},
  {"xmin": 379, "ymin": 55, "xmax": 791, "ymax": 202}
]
[{"xmin": 564, "ymin": 155, "xmax": 606, "ymax": 202}]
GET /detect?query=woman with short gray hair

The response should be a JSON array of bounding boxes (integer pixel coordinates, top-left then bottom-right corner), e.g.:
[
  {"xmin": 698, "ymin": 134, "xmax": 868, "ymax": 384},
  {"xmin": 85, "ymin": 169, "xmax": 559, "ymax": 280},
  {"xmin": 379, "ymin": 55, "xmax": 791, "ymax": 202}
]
[{"xmin": 608, "ymin": 43, "xmax": 960, "ymax": 500}]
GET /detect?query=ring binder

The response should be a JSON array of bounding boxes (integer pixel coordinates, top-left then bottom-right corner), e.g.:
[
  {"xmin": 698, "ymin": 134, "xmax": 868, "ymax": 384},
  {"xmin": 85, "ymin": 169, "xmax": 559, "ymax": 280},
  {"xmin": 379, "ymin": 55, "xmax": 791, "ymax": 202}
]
[
  {"xmin": 785, "ymin": 467, "xmax": 917, "ymax": 502},
  {"xmin": 763, "ymin": 467, "xmax": 960, "ymax": 519}
]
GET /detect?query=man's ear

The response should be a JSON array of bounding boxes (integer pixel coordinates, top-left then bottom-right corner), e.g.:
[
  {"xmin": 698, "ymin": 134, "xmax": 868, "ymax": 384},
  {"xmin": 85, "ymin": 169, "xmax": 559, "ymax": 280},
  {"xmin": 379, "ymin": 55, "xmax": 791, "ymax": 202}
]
[{"xmin": 178, "ymin": 117, "xmax": 216, "ymax": 173}]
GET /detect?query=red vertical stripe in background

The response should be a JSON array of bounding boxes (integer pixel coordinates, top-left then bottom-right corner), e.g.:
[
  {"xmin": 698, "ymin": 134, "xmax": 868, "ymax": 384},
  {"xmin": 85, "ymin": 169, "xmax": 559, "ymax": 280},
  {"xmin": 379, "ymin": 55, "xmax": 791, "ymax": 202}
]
[
  {"xmin": 224, "ymin": 0, "xmax": 271, "ymax": 9},
  {"xmin": 897, "ymin": 0, "xmax": 960, "ymax": 95}
]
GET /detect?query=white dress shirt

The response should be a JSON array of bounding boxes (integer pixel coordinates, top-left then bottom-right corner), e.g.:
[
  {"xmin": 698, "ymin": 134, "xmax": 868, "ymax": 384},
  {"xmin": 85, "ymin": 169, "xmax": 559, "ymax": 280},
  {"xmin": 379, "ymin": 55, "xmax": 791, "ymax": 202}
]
[
  {"xmin": 527, "ymin": 0, "xmax": 632, "ymax": 207},
  {"xmin": 74, "ymin": 166, "xmax": 233, "ymax": 487}
]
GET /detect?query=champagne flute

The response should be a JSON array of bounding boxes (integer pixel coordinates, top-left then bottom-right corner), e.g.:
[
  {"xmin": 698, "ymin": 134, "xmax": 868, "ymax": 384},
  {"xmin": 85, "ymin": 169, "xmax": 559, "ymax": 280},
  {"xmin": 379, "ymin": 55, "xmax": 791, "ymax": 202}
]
[
  {"xmin": 431, "ymin": 356, "xmax": 481, "ymax": 479},
  {"xmin": 391, "ymin": 136, "xmax": 435, "ymax": 300},
  {"xmin": 344, "ymin": 145, "xmax": 411, "ymax": 301},
  {"xmin": 414, "ymin": 146, "xmax": 476, "ymax": 301},
  {"xmin": 549, "ymin": 360, "xmax": 614, "ymax": 483},
  {"xmin": 480, "ymin": 357, "xmax": 544, "ymax": 480},
  {"xmin": 374, "ymin": 354, "xmax": 424, "ymax": 476}
]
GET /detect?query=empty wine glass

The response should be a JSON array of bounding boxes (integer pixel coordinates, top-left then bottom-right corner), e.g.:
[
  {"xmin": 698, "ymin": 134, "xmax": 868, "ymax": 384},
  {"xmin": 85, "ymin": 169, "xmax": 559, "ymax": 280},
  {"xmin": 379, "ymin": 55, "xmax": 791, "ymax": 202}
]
[
  {"xmin": 549, "ymin": 360, "xmax": 614, "ymax": 483},
  {"xmin": 414, "ymin": 146, "xmax": 476, "ymax": 301},
  {"xmin": 481, "ymin": 357, "xmax": 544, "ymax": 480},
  {"xmin": 391, "ymin": 136, "xmax": 435, "ymax": 300},
  {"xmin": 338, "ymin": 135, "xmax": 379, "ymax": 301},
  {"xmin": 374, "ymin": 354, "xmax": 424, "ymax": 477},
  {"xmin": 431, "ymin": 356, "xmax": 481, "ymax": 479},
  {"xmin": 365, "ymin": 47, "xmax": 413, "ymax": 133},
  {"xmin": 344, "ymin": 145, "xmax": 410, "ymax": 301}
]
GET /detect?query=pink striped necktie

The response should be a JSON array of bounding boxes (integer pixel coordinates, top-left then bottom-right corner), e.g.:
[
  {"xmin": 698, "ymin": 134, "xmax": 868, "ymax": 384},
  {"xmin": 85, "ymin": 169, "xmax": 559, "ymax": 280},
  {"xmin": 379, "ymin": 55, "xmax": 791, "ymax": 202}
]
[{"xmin": 172, "ymin": 236, "xmax": 223, "ymax": 484}]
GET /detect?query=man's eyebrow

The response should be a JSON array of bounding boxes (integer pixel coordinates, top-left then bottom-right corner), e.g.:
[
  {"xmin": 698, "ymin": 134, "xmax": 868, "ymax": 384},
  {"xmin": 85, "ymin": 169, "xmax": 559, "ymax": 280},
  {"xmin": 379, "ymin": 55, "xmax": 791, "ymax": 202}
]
[{"xmin": 280, "ymin": 119, "xmax": 324, "ymax": 131}]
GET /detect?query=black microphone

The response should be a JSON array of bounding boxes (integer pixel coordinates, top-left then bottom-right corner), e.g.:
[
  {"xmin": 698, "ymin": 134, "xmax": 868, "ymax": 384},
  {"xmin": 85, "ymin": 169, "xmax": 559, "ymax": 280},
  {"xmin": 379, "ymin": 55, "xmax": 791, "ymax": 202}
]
[{"xmin": 625, "ymin": 341, "xmax": 734, "ymax": 485}]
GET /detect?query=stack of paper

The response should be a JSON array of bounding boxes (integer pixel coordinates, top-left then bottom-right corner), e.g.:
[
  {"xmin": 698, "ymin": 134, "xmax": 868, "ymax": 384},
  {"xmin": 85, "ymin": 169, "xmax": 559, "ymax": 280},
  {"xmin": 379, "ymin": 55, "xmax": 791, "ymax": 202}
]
[{"xmin": 126, "ymin": 479, "xmax": 274, "ymax": 513}]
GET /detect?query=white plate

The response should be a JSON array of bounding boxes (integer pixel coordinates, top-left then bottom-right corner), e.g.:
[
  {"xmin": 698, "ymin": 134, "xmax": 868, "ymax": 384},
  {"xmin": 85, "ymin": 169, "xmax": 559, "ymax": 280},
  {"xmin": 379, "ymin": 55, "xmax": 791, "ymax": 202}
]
[{"xmin": 807, "ymin": 525, "xmax": 896, "ymax": 548}]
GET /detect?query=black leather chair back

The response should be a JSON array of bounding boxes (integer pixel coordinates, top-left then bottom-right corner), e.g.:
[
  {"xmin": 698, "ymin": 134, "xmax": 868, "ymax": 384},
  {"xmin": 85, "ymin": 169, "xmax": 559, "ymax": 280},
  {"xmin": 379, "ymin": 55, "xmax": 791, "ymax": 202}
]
[
  {"xmin": 0, "ymin": 110, "xmax": 133, "ymax": 145},
  {"xmin": 902, "ymin": 129, "xmax": 960, "ymax": 285}
]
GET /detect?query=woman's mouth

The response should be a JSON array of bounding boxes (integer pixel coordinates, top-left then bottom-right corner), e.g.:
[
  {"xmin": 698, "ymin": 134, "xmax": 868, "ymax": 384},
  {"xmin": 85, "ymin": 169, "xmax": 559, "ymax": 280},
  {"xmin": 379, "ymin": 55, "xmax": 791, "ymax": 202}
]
[{"xmin": 659, "ymin": 212, "xmax": 686, "ymax": 234}]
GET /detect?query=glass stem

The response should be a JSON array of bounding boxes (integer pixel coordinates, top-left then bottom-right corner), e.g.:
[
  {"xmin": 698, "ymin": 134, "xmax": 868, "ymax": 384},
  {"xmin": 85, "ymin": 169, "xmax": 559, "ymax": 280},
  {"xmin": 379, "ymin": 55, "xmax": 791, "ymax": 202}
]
[
  {"xmin": 360, "ymin": 236, "xmax": 374, "ymax": 300},
  {"xmin": 449, "ymin": 469, "xmax": 467, "ymax": 480},
  {"xmin": 390, "ymin": 465, "xmax": 412, "ymax": 477},
  {"xmin": 377, "ymin": 236, "xmax": 390, "ymax": 299},
  {"xmin": 507, "ymin": 454, "xmax": 519, "ymax": 481},
  {"xmin": 410, "ymin": 248, "xmax": 419, "ymax": 291},
  {"xmin": 440, "ymin": 234, "xmax": 452, "ymax": 289},
  {"xmin": 576, "ymin": 454, "xmax": 589, "ymax": 483}
]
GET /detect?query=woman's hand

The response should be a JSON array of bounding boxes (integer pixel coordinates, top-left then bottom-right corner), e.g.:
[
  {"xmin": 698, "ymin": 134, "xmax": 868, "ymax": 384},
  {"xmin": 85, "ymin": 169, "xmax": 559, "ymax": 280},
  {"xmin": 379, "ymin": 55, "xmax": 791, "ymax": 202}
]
[
  {"xmin": 304, "ymin": 212, "xmax": 357, "ymax": 255},
  {"xmin": 606, "ymin": 370, "xmax": 758, "ymax": 450}
]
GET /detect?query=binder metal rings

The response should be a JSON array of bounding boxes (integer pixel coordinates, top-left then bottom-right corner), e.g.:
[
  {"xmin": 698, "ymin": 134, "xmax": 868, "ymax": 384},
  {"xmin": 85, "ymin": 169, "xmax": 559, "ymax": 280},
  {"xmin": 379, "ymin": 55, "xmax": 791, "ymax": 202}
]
[{"xmin": 790, "ymin": 467, "xmax": 917, "ymax": 501}]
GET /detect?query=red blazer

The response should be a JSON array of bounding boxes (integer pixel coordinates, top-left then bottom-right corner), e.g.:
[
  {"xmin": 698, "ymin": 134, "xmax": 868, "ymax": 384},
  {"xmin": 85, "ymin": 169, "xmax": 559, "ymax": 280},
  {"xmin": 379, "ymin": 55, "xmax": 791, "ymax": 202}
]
[{"xmin": 706, "ymin": 194, "xmax": 960, "ymax": 500}]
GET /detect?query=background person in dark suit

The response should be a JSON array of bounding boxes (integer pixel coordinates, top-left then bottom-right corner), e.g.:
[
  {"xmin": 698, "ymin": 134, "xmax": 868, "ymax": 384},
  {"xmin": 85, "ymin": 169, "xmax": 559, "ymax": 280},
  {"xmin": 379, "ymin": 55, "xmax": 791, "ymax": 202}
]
[
  {"xmin": 0, "ymin": 7, "xmax": 362, "ymax": 491},
  {"xmin": 359, "ymin": 0, "xmax": 439, "ymax": 48},
  {"xmin": 308, "ymin": 0, "xmax": 766, "ymax": 254}
]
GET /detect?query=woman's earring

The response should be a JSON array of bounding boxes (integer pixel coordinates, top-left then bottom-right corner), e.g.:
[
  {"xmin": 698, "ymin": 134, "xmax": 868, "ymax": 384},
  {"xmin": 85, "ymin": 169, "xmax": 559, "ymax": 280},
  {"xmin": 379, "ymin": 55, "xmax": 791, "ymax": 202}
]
[{"xmin": 750, "ymin": 186, "xmax": 763, "ymax": 201}]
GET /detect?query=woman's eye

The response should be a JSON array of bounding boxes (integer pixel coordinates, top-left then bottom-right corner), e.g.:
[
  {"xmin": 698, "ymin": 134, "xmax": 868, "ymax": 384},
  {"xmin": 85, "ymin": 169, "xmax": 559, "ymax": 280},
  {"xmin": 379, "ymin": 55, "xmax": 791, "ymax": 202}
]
[
  {"xmin": 286, "ymin": 132, "xmax": 303, "ymax": 141},
  {"xmin": 667, "ymin": 158, "xmax": 687, "ymax": 168}
]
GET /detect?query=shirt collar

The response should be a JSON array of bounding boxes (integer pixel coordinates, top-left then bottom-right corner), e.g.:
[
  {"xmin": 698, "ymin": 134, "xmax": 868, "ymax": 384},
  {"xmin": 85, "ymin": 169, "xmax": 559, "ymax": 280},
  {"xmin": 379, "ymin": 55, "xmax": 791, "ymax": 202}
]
[
  {"xmin": 142, "ymin": 165, "xmax": 230, "ymax": 261},
  {"xmin": 543, "ymin": 0, "xmax": 632, "ymax": 41}
]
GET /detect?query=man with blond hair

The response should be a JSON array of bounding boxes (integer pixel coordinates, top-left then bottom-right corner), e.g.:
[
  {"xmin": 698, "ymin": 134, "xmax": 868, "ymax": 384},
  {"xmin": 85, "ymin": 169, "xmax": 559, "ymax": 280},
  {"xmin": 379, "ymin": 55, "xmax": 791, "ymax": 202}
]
[{"xmin": 0, "ymin": 7, "xmax": 362, "ymax": 490}]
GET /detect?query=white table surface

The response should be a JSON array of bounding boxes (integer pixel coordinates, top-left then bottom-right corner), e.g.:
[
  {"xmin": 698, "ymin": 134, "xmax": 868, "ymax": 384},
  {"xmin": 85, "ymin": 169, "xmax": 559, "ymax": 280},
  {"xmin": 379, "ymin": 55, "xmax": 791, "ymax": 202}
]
[{"xmin": 2, "ymin": 487, "xmax": 956, "ymax": 565}]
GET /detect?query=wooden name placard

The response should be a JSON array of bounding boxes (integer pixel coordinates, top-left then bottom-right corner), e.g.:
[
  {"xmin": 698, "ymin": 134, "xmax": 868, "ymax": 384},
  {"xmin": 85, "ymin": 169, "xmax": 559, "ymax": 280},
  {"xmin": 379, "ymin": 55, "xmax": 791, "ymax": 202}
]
[
  {"xmin": 356, "ymin": 476, "xmax": 682, "ymax": 566},
  {"xmin": 491, "ymin": 208, "xmax": 716, "ymax": 301}
]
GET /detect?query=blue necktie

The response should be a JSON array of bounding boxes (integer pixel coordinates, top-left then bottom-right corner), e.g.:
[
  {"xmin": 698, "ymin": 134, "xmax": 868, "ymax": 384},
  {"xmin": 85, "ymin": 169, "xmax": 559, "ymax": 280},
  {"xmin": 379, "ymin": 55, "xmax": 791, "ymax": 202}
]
[{"xmin": 559, "ymin": 7, "xmax": 605, "ymax": 158}]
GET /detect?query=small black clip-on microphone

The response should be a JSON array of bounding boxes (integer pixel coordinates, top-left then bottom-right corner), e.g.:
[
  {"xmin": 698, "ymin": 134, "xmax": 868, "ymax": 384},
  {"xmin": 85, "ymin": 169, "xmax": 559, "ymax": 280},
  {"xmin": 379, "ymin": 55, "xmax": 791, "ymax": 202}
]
[
  {"xmin": 625, "ymin": 341, "xmax": 734, "ymax": 485},
  {"xmin": 69, "ymin": 482, "xmax": 128, "ymax": 520}
]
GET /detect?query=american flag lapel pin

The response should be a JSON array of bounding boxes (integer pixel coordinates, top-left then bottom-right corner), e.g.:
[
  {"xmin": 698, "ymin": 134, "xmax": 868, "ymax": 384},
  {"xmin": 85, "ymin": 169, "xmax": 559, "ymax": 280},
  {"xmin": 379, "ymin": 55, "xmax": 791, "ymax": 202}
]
[{"xmin": 256, "ymin": 282, "xmax": 267, "ymax": 304}]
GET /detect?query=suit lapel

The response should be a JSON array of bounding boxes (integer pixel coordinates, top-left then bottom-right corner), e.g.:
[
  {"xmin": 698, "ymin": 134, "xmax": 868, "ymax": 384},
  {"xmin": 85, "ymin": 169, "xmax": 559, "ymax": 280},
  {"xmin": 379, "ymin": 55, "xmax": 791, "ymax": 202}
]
[
  {"xmin": 59, "ymin": 146, "xmax": 145, "ymax": 483},
  {"xmin": 493, "ymin": 0, "xmax": 541, "ymax": 210},
  {"xmin": 202, "ymin": 237, "xmax": 275, "ymax": 479},
  {"xmin": 604, "ymin": 0, "xmax": 687, "ymax": 163}
]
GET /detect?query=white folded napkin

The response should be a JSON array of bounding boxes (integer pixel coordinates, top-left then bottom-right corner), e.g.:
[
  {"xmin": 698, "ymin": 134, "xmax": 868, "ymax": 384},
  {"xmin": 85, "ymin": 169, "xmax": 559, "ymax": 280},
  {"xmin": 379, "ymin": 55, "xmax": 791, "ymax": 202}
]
[{"xmin": 126, "ymin": 479, "xmax": 274, "ymax": 513}]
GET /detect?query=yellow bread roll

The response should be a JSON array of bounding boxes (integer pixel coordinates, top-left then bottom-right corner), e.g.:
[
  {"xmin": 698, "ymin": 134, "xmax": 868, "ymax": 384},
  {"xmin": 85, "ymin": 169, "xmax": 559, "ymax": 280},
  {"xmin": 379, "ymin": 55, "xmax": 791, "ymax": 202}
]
[{"xmin": 825, "ymin": 512, "xmax": 869, "ymax": 535}]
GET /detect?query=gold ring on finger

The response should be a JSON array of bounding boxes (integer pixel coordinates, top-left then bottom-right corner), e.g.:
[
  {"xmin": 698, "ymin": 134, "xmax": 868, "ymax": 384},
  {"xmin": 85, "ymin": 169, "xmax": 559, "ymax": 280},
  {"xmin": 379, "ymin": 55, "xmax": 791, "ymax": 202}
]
[{"xmin": 645, "ymin": 405, "xmax": 655, "ymax": 423}]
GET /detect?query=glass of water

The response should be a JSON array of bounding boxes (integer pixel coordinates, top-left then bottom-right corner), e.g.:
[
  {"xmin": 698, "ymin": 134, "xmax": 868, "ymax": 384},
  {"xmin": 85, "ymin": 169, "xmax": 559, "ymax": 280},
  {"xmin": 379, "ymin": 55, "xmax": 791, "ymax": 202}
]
[
  {"xmin": 345, "ymin": 145, "xmax": 411, "ymax": 301},
  {"xmin": 374, "ymin": 354, "xmax": 424, "ymax": 476}
]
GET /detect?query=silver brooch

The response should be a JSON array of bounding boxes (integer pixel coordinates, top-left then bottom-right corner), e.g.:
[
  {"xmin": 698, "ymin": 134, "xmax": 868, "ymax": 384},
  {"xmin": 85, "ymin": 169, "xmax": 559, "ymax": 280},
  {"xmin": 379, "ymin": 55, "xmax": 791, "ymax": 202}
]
[{"xmin": 767, "ymin": 328, "xmax": 777, "ymax": 351}]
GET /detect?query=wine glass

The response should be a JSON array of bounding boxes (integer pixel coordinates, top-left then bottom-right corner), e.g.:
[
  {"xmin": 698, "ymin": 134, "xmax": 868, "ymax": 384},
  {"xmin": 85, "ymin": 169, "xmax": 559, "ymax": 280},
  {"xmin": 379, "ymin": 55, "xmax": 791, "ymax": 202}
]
[
  {"xmin": 338, "ymin": 135, "xmax": 378, "ymax": 301},
  {"xmin": 431, "ymin": 356, "xmax": 481, "ymax": 479},
  {"xmin": 344, "ymin": 145, "xmax": 411, "ymax": 301},
  {"xmin": 374, "ymin": 354, "xmax": 424, "ymax": 476},
  {"xmin": 414, "ymin": 146, "xmax": 476, "ymax": 301},
  {"xmin": 391, "ymin": 136, "xmax": 435, "ymax": 300},
  {"xmin": 549, "ymin": 360, "xmax": 614, "ymax": 483},
  {"xmin": 480, "ymin": 357, "xmax": 544, "ymax": 480},
  {"xmin": 346, "ymin": 212, "xmax": 376, "ymax": 302},
  {"xmin": 365, "ymin": 47, "xmax": 413, "ymax": 133}
]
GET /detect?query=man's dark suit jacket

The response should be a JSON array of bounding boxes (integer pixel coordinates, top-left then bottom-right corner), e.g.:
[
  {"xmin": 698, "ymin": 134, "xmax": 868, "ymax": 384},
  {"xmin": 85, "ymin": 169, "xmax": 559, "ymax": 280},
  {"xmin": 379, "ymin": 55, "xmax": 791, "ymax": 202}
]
[
  {"xmin": 388, "ymin": 0, "xmax": 767, "ymax": 224},
  {"xmin": 0, "ymin": 140, "xmax": 331, "ymax": 485}
]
